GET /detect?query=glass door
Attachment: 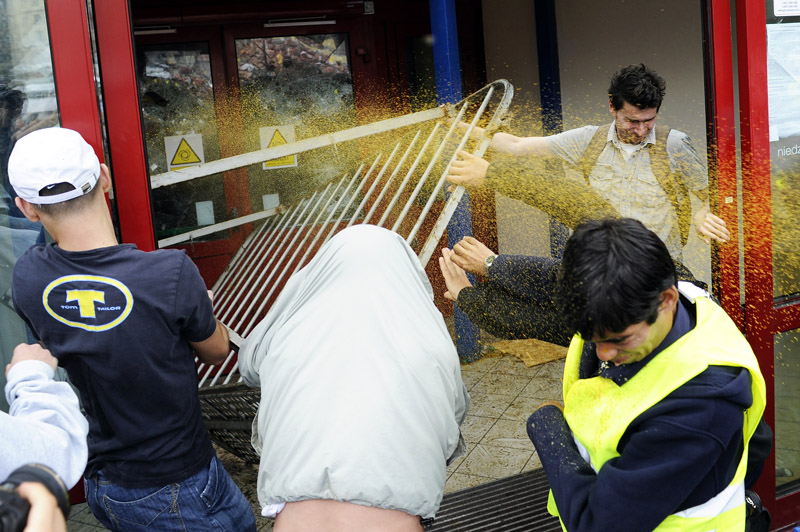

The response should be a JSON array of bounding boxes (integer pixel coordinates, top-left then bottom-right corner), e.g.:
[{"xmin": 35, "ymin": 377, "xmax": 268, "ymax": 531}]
[
  {"xmin": 227, "ymin": 28, "xmax": 361, "ymax": 213},
  {"xmin": 0, "ymin": 0, "xmax": 59, "ymax": 409},
  {"xmin": 735, "ymin": 0, "xmax": 800, "ymax": 525},
  {"xmin": 134, "ymin": 26, "xmax": 246, "ymax": 280},
  {"xmin": 136, "ymin": 40, "xmax": 227, "ymax": 241},
  {"xmin": 133, "ymin": 17, "xmax": 379, "ymax": 283},
  {"xmin": 766, "ymin": 2, "xmax": 800, "ymax": 500}
]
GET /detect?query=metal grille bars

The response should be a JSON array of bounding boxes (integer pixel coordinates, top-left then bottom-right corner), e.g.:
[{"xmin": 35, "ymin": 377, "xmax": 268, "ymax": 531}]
[{"xmin": 190, "ymin": 79, "xmax": 513, "ymax": 388}]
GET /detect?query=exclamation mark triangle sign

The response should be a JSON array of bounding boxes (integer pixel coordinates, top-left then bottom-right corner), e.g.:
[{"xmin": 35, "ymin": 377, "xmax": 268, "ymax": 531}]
[{"xmin": 263, "ymin": 127, "xmax": 298, "ymax": 169}]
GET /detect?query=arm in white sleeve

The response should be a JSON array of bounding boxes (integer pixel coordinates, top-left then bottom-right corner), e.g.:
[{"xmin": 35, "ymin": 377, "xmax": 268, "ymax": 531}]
[{"xmin": 2, "ymin": 360, "xmax": 89, "ymax": 488}]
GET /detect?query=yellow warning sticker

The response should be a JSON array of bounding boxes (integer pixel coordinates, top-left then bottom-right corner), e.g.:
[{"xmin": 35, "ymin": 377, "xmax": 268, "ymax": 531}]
[
  {"xmin": 171, "ymin": 138, "xmax": 201, "ymax": 166},
  {"xmin": 164, "ymin": 134, "xmax": 205, "ymax": 171},
  {"xmin": 260, "ymin": 126, "xmax": 298, "ymax": 170}
]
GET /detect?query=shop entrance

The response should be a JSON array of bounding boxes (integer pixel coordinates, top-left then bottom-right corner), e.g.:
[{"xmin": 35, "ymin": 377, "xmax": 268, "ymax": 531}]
[{"xmin": 130, "ymin": 1, "xmax": 439, "ymax": 283}]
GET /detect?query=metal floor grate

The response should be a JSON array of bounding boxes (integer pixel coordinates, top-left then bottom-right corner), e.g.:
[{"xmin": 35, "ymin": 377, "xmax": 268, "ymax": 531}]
[{"xmin": 427, "ymin": 469, "xmax": 562, "ymax": 532}]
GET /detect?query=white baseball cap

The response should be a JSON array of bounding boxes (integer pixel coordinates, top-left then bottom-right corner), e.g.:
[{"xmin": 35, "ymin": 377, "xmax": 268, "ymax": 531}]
[{"xmin": 8, "ymin": 127, "xmax": 100, "ymax": 205}]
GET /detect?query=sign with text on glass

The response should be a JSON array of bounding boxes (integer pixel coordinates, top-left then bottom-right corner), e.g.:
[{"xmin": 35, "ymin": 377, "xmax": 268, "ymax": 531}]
[
  {"xmin": 165, "ymin": 134, "xmax": 205, "ymax": 171},
  {"xmin": 260, "ymin": 125, "xmax": 298, "ymax": 170},
  {"xmin": 775, "ymin": 0, "xmax": 800, "ymax": 16}
]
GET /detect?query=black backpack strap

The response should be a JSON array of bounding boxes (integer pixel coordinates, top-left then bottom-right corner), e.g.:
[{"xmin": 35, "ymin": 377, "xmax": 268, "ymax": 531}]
[{"xmin": 649, "ymin": 126, "xmax": 692, "ymax": 248}]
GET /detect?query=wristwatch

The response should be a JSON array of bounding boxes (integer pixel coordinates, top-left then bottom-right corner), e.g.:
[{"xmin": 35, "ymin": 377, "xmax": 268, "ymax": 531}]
[{"xmin": 484, "ymin": 254, "xmax": 497, "ymax": 275}]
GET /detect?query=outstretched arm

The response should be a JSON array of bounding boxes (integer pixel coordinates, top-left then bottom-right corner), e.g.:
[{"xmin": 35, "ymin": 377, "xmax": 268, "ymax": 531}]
[
  {"xmin": 446, "ymin": 131, "xmax": 553, "ymax": 188},
  {"xmin": 490, "ymin": 132, "xmax": 552, "ymax": 157},
  {"xmin": 455, "ymin": 122, "xmax": 552, "ymax": 157}
]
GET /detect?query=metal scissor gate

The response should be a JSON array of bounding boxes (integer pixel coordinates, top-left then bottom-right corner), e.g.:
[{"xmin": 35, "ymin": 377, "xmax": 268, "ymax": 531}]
[{"xmin": 163, "ymin": 80, "xmax": 513, "ymax": 460}]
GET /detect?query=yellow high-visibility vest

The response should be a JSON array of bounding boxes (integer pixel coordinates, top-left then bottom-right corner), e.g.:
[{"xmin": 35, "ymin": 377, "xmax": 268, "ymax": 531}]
[{"xmin": 548, "ymin": 286, "xmax": 766, "ymax": 532}]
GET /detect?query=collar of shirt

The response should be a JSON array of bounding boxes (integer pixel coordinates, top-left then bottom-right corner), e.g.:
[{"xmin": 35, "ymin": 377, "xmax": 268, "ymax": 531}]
[
  {"xmin": 589, "ymin": 295, "xmax": 694, "ymax": 384},
  {"xmin": 606, "ymin": 122, "xmax": 657, "ymax": 150}
]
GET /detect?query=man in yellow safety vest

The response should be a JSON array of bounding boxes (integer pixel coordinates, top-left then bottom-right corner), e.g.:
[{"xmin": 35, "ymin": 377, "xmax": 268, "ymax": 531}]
[{"xmin": 523, "ymin": 217, "xmax": 770, "ymax": 531}]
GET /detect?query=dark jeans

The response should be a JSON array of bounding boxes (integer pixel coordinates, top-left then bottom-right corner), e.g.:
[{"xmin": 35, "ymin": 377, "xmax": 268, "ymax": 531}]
[{"xmin": 85, "ymin": 455, "xmax": 256, "ymax": 532}]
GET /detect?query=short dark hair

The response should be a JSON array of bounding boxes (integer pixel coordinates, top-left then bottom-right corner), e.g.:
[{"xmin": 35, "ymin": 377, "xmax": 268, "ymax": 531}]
[
  {"xmin": 608, "ymin": 64, "xmax": 666, "ymax": 111},
  {"xmin": 555, "ymin": 218, "xmax": 677, "ymax": 340},
  {"xmin": 32, "ymin": 180, "xmax": 101, "ymax": 217}
]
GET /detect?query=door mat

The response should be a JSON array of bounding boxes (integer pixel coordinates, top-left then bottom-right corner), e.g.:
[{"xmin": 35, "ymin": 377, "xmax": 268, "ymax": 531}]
[{"xmin": 484, "ymin": 338, "xmax": 567, "ymax": 368}]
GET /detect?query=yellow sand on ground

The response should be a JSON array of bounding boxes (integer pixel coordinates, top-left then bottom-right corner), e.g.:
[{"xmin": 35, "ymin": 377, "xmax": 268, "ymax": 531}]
[{"xmin": 485, "ymin": 338, "xmax": 567, "ymax": 368}]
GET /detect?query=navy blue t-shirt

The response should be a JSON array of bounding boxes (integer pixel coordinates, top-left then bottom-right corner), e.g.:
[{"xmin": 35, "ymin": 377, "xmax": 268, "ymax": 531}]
[{"xmin": 12, "ymin": 243, "xmax": 215, "ymax": 488}]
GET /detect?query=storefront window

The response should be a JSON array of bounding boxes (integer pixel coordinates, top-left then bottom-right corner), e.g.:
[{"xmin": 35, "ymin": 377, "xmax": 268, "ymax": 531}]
[
  {"xmin": 0, "ymin": 0, "xmax": 60, "ymax": 410},
  {"xmin": 235, "ymin": 34, "xmax": 359, "ymax": 210},
  {"xmin": 136, "ymin": 42, "xmax": 225, "ymax": 240},
  {"xmin": 766, "ymin": 9, "xmax": 800, "ymax": 299},
  {"xmin": 775, "ymin": 328, "xmax": 800, "ymax": 494},
  {"xmin": 766, "ymin": 2, "xmax": 800, "ymax": 496}
]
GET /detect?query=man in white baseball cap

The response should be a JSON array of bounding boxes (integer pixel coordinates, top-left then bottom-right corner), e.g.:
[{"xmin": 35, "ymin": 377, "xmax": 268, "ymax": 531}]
[
  {"xmin": 8, "ymin": 127, "xmax": 256, "ymax": 532},
  {"xmin": 8, "ymin": 127, "xmax": 100, "ymax": 206}
]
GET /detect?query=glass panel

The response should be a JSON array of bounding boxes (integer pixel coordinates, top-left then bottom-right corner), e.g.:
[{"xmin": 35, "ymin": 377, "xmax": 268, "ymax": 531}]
[
  {"xmin": 235, "ymin": 33, "xmax": 358, "ymax": 211},
  {"xmin": 0, "ymin": 0, "xmax": 59, "ymax": 410},
  {"xmin": 775, "ymin": 328, "xmax": 800, "ymax": 493},
  {"xmin": 136, "ymin": 43, "xmax": 226, "ymax": 241},
  {"xmin": 766, "ymin": 12, "xmax": 800, "ymax": 299},
  {"xmin": 405, "ymin": 35, "xmax": 436, "ymax": 112}
]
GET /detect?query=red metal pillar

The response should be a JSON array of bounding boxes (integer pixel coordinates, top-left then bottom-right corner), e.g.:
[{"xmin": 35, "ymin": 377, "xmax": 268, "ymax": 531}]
[
  {"xmin": 92, "ymin": 1, "xmax": 156, "ymax": 251},
  {"xmin": 734, "ymin": 0, "xmax": 781, "ymax": 522},
  {"xmin": 45, "ymin": 0, "xmax": 103, "ymax": 160},
  {"xmin": 705, "ymin": 0, "xmax": 743, "ymax": 328}
]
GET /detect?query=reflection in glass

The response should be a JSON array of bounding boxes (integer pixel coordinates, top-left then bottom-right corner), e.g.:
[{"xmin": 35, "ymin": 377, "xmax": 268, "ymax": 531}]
[
  {"xmin": 0, "ymin": 0, "xmax": 59, "ymax": 409},
  {"xmin": 136, "ymin": 43, "xmax": 226, "ymax": 240},
  {"xmin": 767, "ymin": 21, "xmax": 800, "ymax": 298},
  {"xmin": 775, "ymin": 328, "xmax": 800, "ymax": 494},
  {"xmin": 405, "ymin": 35, "xmax": 436, "ymax": 112},
  {"xmin": 235, "ymin": 34, "xmax": 359, "ymax": 212}
]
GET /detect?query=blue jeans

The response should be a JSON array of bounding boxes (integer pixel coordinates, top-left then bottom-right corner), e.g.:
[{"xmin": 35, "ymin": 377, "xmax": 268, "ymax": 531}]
[{"xmin": 84, "ymin": 455, "xmax": 256, "ymax": 532}]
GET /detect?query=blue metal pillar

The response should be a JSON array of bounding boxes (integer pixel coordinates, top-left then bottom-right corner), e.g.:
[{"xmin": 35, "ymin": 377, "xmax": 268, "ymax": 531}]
[{"xmin": 429, "ymin": 0, "xmax": 481, "ymax": 361}]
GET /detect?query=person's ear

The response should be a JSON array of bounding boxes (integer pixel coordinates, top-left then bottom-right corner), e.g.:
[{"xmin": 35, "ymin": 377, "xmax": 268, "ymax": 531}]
[
  {"xmin": 609, "ymin": 98, "xmax": 616, "ymax": 117},
  {"xmin": 14, "ymin": 197, "xmax": 40, "ymax": 223},
  {"xmin": 99, "ymin": 164, "xmax": 112, "ymax": 193},
  {"xmin": 660, "ymin": 285, "xmax": 679, "ymax": 312}
]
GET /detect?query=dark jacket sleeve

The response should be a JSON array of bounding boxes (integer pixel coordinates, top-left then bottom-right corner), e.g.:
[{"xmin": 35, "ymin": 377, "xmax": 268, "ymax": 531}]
[
  {"xmin": 456, "ymin": 256, "xmax": 571, "ymax": 345},
  {"xmin": 745, "ymin": 417, "xmax": 773, "ymax": 488}
]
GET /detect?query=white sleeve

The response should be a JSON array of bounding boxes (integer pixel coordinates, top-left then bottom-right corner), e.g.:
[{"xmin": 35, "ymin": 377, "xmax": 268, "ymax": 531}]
[{"xmin": 1, "ymin": 360, "xmax": 89, "ymax": 488}]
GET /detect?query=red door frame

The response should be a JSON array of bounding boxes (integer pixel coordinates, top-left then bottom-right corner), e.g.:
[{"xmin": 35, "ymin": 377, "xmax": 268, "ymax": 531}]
[
  {"xmin": 47, "ymin": 1, "xmax": 443, "ymax": 259},
  {"xmin": 45, "ymin": 1, "xmax": 102, "ymax": 153},
  {"xmin": 88, "ymin": 1, "xmax": 156, "ymax": 251},
  {"xmin": 705, "ymin": 0, "xmax": 743, "ymax": 329},
  {"xmin": 727, "ymin": 0, "xmax": 800, "ymax": 526},
  {"xmin": 46, "ymin": 0, "xmax": 155, "ymax": 252},
  {"xmin": 46, "ymin": 1, "xmax": 163, "ymax": 255}
]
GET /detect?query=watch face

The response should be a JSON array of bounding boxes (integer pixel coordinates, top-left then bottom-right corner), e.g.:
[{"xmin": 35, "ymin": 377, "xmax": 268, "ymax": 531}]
[{"xmin": 485, "ymin": 254, "xmax": 496, "ymax": 269}]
